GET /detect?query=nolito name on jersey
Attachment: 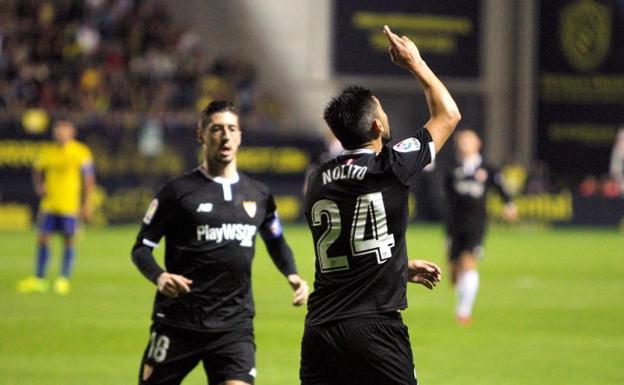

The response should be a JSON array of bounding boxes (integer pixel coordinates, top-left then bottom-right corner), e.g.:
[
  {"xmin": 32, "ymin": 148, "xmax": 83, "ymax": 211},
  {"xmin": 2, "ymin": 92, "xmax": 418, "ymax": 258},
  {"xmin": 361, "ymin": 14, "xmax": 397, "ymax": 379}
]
[
  {"xmin": 321, "ymin": 164, "xmax": 368, "ymax": 185},
  {"xmin": 196, "ymin": 223, "xmax": 257, "ymax": 247}
]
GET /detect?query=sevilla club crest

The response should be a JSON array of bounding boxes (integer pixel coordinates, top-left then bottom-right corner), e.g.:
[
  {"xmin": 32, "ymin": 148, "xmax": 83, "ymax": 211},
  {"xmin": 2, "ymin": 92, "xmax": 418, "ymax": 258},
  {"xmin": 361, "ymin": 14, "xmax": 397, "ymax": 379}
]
[{"xmin": 243, "ymin": 201, "xmax": 257, "ymax": 218}]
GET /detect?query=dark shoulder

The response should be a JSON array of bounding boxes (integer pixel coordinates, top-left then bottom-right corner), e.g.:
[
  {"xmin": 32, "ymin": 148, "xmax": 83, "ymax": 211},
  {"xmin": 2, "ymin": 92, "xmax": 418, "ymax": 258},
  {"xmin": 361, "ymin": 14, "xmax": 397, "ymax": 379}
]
[
  {"xmin": 238, "ymin": 173, "xmax": 271, "ymax": 196},
  {"xmin": 167, "ymin": 169, "xmax": 203, "ymax": 186},
  {"xmin": 160, "ymin": 169, "xmax": 204, "ymax": 195},
  {"xmin": 318, "ymin": 156, "xmax": 341, "ymax": 170}
]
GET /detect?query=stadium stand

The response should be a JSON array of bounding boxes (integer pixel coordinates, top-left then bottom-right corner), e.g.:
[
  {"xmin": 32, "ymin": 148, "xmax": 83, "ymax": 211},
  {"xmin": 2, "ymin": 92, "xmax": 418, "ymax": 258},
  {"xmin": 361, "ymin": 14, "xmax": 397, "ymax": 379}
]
[{"xmin": 0, "ymin": 0, "xmax": 283, "ymax": 131}]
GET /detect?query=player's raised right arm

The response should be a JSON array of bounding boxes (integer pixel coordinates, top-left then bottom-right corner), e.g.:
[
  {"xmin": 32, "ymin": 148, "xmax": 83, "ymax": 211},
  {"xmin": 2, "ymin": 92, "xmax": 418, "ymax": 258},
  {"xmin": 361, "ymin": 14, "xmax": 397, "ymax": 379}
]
[{"xmin": 383, "ymin": 25, "xmax": 461, "ymax": 153}]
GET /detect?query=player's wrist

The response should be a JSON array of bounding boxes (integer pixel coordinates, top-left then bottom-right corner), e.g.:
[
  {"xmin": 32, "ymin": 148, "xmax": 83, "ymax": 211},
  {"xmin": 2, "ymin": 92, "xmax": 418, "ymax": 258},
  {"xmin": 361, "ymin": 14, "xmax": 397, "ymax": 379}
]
[
  {"xmin": 407, "ymin": 58, "xmax": 427, "ymax": 74},
  {"xmin": 153, "ymin": 271, "xmax": 168, "ymax": 285},
  {"xmin": 407, "ymin": 259, "xmax": 421, "ymax": 270}
]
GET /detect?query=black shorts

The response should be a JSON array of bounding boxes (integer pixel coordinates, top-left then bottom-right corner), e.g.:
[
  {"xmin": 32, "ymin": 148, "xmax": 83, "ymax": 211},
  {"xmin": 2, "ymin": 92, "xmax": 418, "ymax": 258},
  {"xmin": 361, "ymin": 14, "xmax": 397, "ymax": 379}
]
[
  {"xmin": 300, "ymin": 313, "xmax": 418, "ymax": 385},
  {"xmin": 447, "ymin": 223, "xmax": 485, "ymax": 261},
  {"xmin": 138, "ymin": 322, "xmax": 255, "ymax": 385}
]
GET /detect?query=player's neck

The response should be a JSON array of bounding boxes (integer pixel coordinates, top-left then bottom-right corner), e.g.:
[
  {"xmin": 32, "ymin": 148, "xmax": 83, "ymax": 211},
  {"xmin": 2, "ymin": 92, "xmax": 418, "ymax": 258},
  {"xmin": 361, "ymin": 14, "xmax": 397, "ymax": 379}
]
[
  {"xmin": 202, "ymin": 160, "xmax": 238, "ymax": 179},
  {"xmin": 358, "ymin": 138, "xmax": 383, "ymax": 153},
  {"xmin": 371, "ymin": 139, "xmax": 383, "ymax": 152}
]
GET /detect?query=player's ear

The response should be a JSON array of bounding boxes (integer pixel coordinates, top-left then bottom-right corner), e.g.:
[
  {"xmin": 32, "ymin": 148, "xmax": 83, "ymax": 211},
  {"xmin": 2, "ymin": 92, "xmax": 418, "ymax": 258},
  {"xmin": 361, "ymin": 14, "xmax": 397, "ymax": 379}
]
[
  {"xmin": 371, "ymin": 119, "xmax": 384, "ymax": 138},
  {"xmin": 196, "ymin": 124, "xmax": 204, "ymax": 144}
]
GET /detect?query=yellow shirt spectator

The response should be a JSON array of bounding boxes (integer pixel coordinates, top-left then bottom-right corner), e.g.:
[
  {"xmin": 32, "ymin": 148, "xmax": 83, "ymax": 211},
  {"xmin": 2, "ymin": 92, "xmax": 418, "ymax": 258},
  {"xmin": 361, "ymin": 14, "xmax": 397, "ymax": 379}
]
[{"xmin": 34, "ymin": 139, "xmax": 94, "ymax": 216}]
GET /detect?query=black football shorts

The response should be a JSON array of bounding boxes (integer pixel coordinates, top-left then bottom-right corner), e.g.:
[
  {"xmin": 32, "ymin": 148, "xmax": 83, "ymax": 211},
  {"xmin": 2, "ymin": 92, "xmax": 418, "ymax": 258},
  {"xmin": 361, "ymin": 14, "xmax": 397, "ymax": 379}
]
[
  {"xmin": 447, "ymin": 223, "xmax": 485, "ymax": 261},
  {"xmin": 138, "ymin": 322, "xmax": 255, "ymax": 385},
  {"xmin": 300, "ymin": 312, "xmax": 418, "ymax": 385}
]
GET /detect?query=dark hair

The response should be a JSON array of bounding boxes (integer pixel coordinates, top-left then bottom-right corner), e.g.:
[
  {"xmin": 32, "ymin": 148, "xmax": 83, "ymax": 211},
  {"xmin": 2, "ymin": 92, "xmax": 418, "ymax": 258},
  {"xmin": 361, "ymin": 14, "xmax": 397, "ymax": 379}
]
[
  {"xmin": 323, "ymin": 86, "xmax": 377, "ymax": 149},
  {"xmin": 52, "ymin": 119, "xmax": 76, "ymax": 129},
  {"xmin": 199, "ymin": 101, "xmax": 238, "ymax": 129}
]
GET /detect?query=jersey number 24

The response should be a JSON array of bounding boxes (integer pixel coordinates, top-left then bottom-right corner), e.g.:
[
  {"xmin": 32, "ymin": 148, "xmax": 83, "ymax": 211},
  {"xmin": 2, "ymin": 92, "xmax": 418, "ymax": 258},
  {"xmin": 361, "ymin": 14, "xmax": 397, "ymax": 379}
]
[{"xmin": 311, "ymin": 192, "xmax": 395, "ymax": 273}]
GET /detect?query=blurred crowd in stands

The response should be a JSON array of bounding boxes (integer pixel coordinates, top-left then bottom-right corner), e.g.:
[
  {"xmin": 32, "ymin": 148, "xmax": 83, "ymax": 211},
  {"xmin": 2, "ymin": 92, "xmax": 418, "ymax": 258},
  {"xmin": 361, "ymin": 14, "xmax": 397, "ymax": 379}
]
[
  {"xmin": 0, "ymin": 0, "xmax": 622, "ymax": 199},
  {"xmin": 0, "ymin": 0, "xmax": 284, "ymax": 132}
]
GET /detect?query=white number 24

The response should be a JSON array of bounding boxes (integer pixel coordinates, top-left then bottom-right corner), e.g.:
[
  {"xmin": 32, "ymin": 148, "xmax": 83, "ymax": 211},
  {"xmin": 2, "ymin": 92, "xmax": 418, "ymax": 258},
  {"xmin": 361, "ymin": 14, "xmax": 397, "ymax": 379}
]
[{"xmin": 311, "ymin": 192, "xmax": 395, "ymax": 273}]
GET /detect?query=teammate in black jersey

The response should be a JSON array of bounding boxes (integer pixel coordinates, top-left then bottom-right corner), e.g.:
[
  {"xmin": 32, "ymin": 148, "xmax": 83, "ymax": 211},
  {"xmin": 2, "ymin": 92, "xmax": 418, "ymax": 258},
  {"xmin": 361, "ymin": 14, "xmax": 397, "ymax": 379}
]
[
  {"xmin": 131, "ymin": 101, "xmax": 309, "ymax": 385},
  {"xmin": 299, "ymin": 25, "xmax": 461, "ymax": 385},
  {"xmin": 444, "ymin": 129, "xmax": 517, "ymax": 325}
]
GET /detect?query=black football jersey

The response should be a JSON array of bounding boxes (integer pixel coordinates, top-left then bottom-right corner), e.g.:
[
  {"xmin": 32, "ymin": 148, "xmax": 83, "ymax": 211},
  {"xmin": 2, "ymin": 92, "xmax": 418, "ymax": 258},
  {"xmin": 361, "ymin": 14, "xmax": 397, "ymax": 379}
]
[
  {"xmin": 444, "ymin": 155, "xmax": 512, "ymax": 230},
  {"xmin": 304, "ymin": 129, "xmax": 435, "ymax": 326},
  {"xmin": 134, "ymin": 168, "xmax": 290, "ymax": 332}
]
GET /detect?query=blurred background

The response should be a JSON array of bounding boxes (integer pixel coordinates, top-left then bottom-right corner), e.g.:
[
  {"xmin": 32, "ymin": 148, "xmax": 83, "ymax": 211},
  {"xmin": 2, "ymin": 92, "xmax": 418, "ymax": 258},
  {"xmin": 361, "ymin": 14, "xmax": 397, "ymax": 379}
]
[{"xmin": 1, "ymin": 0, "xmax": 624, "ymax": 227}]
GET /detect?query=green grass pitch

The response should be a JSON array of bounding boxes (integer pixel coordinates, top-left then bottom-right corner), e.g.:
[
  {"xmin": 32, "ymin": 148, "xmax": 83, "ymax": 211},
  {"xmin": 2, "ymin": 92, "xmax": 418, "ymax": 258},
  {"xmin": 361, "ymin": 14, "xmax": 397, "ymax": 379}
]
[{"xmin": 1, "ymin": 224, "xmax": 623, "ymax": 385}]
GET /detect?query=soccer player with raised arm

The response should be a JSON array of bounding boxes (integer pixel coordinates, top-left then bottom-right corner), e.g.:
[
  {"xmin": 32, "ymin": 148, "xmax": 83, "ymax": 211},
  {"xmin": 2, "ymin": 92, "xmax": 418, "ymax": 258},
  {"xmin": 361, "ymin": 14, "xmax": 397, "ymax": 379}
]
[
  {"xmin": 299, "ymin": 26, "xmax": 461, "ymax": 385},
  {"xmin": 444, "ymin": 129, "xmax": 517, "ymax": 325},
  {"xmin": 17, "ymin": 120, "xmax": 95, "ymax": 295},
  {"xmin": 131, "ymin": 101, "xmax": 309, "ymax": 385}
]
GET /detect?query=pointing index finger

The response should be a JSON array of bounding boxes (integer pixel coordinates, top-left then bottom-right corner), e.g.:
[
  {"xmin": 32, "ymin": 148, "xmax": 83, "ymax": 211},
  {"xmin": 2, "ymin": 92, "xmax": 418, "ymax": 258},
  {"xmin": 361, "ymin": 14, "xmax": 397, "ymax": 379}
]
[{"xmin": 383, "ymin": 25, "xmax": 402, "ymax": 46}]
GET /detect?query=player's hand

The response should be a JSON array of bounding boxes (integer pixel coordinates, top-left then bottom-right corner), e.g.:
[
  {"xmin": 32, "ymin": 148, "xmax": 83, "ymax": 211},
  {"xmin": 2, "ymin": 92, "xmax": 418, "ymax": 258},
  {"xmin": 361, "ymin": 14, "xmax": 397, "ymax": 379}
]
[
  {"xmin": 502, "ymin": 203, "xmax": 519, "ymax": 222},
  {"xmin": 80, "ymin": 204, "xmax": 92, "ymax": 222},
  {"xmin": 156, "ymin": 272, "xmax": 193, "ymax": 298},
  {"xmin": 408, "ymin": 260, "xmax": 442, "ymax": 289},
  {"xmin": 383, "ymin": 25, "xmax": 424, "ymax": 70},
  {"xmin": 287, "ymin": 274, "xmax": 309, "ymax": 306},
  {"xmin": 35, "ymin": 185, "xmax": 46, "ymax": 198}
]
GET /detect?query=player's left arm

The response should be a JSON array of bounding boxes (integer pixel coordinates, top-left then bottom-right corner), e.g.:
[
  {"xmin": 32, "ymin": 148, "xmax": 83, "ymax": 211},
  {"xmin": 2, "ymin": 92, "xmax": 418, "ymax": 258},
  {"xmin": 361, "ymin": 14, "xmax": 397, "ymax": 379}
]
[
  {"xmin": 259, "ymin": 196, "xmax": 309, "ymax": 306},
  {"xmin": 80, "ymin": 147, "xmax": 96, "ymax": 221},
  {"xmin": 489, "ymin": 166, "xmax": 518, "ymax": 222}
]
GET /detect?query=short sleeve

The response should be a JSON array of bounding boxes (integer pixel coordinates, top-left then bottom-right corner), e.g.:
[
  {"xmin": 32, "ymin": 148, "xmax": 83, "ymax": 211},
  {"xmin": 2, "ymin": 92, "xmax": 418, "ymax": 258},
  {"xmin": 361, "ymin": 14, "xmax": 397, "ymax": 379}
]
[
  {"xmin": 387, "ymin": 128, "xmax": 435, "ymax": 185},
  {"xmin": 136, "ymin": 183, "xmax": 176, "ymax": 247},
  {"xmin": 259, "ymin": 193, "xmax": 283, "ymax": 240},
  {"xmin": 79, "ymin": 145, "xmax": 94, "ymax": 174}
]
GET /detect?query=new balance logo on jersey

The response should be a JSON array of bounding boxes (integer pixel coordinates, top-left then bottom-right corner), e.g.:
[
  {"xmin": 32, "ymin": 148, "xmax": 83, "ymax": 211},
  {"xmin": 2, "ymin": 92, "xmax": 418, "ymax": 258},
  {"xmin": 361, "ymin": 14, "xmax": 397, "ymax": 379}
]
[
  {"xmin": 322, "ymin": 164, "xmax": 367, "ymax": 185},
  {"xmin": 196, "ymin": 223, "xmax": 257, "ymax": 247},
  {"xmin": 196, "ymin": 203, "xmax": 213, "ymax": 213}
]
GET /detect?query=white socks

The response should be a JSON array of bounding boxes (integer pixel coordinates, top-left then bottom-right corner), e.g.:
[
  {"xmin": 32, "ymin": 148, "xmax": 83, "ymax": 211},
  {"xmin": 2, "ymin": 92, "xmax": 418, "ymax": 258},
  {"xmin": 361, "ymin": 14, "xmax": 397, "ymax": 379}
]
[{"xmin": 456, "ymin": 270, "xmax": 479, "ymax": 318}]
